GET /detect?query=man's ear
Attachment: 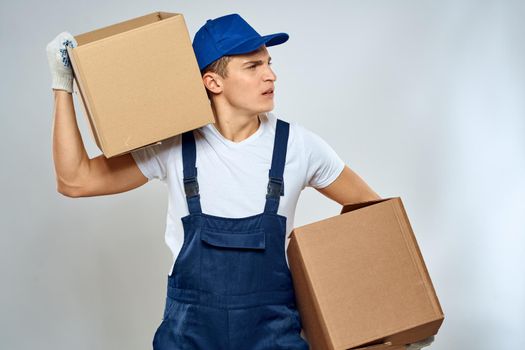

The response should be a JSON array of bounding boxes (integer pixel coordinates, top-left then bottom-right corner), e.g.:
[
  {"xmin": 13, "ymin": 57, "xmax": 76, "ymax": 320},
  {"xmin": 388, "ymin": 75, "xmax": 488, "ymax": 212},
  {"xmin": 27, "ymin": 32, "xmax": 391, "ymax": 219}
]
[{"xmin": 202, "ymin": 72, "xmax": 223, "ymax": 94}]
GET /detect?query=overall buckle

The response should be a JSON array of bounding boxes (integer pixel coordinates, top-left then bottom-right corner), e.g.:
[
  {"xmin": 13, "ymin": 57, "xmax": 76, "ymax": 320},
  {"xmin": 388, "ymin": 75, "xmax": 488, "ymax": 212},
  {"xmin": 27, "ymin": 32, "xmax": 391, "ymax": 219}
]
[
  {"xmin": 183, "ymin": 177, "xmax": 200, "ymax": 197},
  {"xmin": 266, "ymin": 176, "xmax": 284, "ymax": 198}
]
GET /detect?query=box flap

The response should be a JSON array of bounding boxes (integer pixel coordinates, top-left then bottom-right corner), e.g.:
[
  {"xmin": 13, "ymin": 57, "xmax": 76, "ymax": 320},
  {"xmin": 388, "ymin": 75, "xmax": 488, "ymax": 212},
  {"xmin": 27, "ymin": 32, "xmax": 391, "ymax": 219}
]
[
  {"xmin": 158, "ymin": 11, "xmax": 178, "ymax": 20},
  {"xmin": 340, "ymin": 197, "xmax": 392, "ymax": 215},
  {"xmin": 75, "ymin": 12, "xmax": 178, "ymax": 46}
]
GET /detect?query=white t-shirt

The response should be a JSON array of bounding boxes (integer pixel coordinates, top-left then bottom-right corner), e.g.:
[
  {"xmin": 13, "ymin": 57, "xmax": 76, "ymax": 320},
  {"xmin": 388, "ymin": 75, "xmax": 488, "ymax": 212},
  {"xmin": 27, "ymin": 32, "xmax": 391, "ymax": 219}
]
[{"xmin": 131, "ymin": 112, "xmax": 345, "ymax": 274}]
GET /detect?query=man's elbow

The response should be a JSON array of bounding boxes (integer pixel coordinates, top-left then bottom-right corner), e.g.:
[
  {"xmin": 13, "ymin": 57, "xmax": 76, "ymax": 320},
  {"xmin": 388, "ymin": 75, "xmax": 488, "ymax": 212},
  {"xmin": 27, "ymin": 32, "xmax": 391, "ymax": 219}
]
[
  {"xmin": 56, "ymin": 179, "xmax": 86, "ymax": 198},
  {"xmin": 57, "ymin": 185, "xmax": 82, "ymax": 198}
]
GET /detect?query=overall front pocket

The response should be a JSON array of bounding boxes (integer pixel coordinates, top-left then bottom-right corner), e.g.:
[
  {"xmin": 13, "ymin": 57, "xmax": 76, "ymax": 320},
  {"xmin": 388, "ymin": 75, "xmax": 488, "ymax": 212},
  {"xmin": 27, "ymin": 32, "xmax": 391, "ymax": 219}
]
[
  {"xmin": 199, "ymin": 228, "xmax": 267, "ymax": 294},
  {"xmin": 200, "ymin": 228, "xmax": 266, "ymax": 250}
]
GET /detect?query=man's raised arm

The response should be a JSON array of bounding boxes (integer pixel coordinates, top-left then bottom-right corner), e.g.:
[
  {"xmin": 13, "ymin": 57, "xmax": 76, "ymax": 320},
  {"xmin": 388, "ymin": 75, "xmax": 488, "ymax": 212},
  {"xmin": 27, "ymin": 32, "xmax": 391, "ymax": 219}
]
[{"xmin": 48, "ymin": 32, "xmax": 147, "ymax": 198}]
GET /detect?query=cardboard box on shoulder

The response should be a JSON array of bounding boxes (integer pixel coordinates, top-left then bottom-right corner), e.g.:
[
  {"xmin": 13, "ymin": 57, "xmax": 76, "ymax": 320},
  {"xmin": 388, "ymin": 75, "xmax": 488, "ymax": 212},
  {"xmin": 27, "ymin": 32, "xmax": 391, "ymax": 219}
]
[
  {"xmin": 67, "ymin": 11, "xmax": 214, "ymax": 157},
  {"xmin": 288, "ymin": 197, "xmax": 443, "ymax": 350}
]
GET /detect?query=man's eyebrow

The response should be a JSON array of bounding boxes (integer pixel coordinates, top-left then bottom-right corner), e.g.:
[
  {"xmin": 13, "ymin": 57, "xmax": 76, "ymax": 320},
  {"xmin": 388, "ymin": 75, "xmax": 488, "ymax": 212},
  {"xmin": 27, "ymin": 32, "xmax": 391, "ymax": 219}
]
[{"xmin": 242, "ymin": 57, "xmax": 272, "ymax": 65}]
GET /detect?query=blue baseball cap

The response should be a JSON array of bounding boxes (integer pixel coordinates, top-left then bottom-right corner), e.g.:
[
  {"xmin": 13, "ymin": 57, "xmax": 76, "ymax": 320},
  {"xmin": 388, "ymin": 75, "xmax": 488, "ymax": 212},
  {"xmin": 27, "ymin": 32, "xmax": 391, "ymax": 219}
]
[{"xmin": 192, "ymin": 13, "xmax": 289, "ymax": 71}]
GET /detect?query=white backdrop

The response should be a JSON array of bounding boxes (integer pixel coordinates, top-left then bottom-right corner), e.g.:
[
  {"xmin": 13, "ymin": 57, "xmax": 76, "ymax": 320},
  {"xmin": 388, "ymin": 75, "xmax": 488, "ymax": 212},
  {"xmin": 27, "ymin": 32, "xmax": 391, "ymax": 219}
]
[{"xmin": 1, "ymin": 1, "xmax": 524, "ymax": 349}]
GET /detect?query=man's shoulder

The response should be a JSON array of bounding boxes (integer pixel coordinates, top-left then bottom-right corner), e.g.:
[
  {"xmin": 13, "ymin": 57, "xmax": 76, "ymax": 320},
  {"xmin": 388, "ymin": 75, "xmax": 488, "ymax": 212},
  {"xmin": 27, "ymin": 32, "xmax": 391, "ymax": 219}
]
[{"xmin": 266, "ymin": 112, "xmax": 302, "ymax": 135}]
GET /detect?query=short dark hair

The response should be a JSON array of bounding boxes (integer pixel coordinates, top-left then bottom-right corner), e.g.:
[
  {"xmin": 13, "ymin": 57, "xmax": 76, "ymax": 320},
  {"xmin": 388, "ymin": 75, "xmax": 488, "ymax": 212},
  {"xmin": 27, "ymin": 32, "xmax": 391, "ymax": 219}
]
[{"xmin": 201, "ymin": 55, "xmax": 233, "ymax": 78}]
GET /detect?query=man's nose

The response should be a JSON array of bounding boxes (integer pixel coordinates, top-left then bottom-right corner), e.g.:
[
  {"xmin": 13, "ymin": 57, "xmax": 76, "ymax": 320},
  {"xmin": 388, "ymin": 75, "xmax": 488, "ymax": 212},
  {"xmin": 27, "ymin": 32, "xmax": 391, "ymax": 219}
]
[{"xmin": 263, "ymin": 65, "xmax": 277, "ymax": 82}]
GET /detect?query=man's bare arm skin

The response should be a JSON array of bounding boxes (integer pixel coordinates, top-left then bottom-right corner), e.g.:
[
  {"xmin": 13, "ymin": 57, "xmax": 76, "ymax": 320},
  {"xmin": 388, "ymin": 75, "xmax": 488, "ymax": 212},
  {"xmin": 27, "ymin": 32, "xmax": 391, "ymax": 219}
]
[
  {"xmin": 315, "ymin": 165, "xmax": 381, "ymax": 205},
  {"xmin": 52, "ymin": 90, "xmax": 148, "ymax": 197}
]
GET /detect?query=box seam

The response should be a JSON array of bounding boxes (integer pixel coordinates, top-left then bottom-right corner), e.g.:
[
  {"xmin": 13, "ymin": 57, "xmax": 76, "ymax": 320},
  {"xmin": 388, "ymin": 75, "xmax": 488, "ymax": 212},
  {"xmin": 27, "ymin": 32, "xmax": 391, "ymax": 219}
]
[
  {"xmin": 295, "ymin": 236, "xmax": 335, "ymax": 350},
  {"xmin": 69, "ymin": 47, "xmax": 105, "ymax": 151},
  {"xmin": 391, "ymin": 199, "xmax": 442, "ymax": 316}
]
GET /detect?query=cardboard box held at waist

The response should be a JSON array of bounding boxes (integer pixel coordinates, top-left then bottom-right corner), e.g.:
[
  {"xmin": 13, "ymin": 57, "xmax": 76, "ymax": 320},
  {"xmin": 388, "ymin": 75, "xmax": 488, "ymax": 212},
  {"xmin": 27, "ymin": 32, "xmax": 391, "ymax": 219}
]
[
  {"xmin": 287, "ymin": 197, "xmax": 444, "ymax": 350},
  {"xmin": 67, "ymin": 12, "xmax": 214, "ymax": 157}
]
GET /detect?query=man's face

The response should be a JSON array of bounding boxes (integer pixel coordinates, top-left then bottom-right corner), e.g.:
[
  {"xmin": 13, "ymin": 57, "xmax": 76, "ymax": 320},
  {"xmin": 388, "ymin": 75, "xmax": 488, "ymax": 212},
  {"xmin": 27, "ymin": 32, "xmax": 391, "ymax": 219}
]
[{"xmin": 219, "ymin": 46, "xmax": 276, "ymax": 115}]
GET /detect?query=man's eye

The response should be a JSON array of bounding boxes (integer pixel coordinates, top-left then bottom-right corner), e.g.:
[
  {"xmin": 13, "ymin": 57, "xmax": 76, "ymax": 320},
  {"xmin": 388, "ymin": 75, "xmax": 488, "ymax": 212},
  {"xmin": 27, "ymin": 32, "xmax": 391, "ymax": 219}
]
[{"xmin": 248, "ymin": 65, "xmax": 256, "ymax": 69}]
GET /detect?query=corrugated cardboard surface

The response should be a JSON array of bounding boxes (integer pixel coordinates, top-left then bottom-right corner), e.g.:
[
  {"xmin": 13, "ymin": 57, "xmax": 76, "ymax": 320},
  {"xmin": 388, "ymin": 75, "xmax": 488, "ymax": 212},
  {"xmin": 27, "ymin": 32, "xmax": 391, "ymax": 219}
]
[
  {"xmin": 68, "ymin": 12, "xmax": 214, "ymax": 157},
  {"xmin": 288, "ymin": 197, "xmax": 443, "ymax": 350}
]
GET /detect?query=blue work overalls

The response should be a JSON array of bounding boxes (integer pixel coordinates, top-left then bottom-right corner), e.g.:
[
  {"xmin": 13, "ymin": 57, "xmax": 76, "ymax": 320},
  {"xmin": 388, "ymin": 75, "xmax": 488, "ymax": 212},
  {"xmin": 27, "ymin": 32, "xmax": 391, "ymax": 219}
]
[{"xmin": 152, "ymin": 119, "xmax": 309, "ymax": 349}]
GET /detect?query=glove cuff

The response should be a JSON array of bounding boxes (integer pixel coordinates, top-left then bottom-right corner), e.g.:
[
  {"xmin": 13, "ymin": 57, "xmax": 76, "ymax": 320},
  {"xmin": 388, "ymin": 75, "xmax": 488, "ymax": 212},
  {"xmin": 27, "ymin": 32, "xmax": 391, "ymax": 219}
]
[{"xmin": 52, "ymin": 73, "xmax": 73, "ymax": 93}]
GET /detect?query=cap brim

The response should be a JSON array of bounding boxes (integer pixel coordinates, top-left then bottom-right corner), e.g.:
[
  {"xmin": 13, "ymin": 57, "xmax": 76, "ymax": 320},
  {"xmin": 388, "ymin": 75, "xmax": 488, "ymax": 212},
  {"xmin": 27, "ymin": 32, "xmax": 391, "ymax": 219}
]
[
  {"xmin": 263, "ymin": 32, "xmax": 289, "ymax": 47},
  {"xmin": 226, "ymin": 32, "xmax": 289, "ymax": 55}
]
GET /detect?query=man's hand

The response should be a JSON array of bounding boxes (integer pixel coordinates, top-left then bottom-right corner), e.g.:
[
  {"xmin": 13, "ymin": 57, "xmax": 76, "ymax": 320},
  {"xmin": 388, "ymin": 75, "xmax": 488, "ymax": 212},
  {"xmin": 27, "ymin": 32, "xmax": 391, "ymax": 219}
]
[
  {"xmin": 406, "ymin": 336, "xmax": 435, "ymax": 350},
  {"xmin": 46, "ymin": 32, "xmax": 77, "ymax": 93}
]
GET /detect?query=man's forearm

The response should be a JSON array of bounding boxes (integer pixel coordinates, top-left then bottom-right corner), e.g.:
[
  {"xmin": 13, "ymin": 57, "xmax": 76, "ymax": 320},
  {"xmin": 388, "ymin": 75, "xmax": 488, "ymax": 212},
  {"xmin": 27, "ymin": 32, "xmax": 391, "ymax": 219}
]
[
  {"xmin": 316, "ymin": 166, "xmax": 381, "ymax": 205},
  {"xmin": 52, "ymin": 89, "xmax": 90, "ymax": 195}
]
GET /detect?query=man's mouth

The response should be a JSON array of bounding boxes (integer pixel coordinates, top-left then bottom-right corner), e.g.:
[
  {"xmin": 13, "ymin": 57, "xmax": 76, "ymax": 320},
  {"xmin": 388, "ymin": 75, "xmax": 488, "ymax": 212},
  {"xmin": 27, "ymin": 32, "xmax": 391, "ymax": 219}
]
[{"xmin": 262, "ymin": 88, "xmax": 274, "ymax": 95}]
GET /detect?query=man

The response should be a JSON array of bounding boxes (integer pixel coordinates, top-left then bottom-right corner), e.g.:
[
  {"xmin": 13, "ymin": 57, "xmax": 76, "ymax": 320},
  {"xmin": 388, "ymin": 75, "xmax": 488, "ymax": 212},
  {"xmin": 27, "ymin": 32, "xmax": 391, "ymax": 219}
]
[{"xmin": 47, "ymin": 13, "xmax": 432, "ymax": 350}]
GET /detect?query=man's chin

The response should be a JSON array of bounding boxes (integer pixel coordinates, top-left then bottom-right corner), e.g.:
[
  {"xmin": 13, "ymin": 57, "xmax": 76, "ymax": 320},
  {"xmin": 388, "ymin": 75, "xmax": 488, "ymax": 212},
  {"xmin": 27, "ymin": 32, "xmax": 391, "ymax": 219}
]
[{"xmin": 259, "ymin": 104, "xmax": 275, "ymax": 114}]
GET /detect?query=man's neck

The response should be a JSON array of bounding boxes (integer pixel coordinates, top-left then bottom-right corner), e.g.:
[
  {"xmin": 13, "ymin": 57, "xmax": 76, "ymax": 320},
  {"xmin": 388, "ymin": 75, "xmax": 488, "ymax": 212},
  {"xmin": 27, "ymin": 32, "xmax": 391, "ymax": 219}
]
[{"xmin": 211, "ymin": 105, "xmax": 262, "ymax": 143}]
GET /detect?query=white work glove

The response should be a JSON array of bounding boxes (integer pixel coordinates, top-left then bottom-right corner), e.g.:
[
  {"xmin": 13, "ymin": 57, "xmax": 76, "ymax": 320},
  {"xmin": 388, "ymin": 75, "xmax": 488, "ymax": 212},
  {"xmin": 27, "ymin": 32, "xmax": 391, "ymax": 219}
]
[
  {"xmin": 406, "ymin": 336, "xmax": 435, "ymax": 350},
  {"xmin": 46, "ymin": 31, "xmax": 77, "ymax": 93}
]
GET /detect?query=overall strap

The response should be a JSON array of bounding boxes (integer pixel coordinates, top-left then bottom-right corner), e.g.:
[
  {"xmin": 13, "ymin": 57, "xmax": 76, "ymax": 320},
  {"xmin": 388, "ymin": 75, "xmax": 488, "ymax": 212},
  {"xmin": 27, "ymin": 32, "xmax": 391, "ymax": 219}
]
[
  {"xmin": 181, "ymin": 130, "xmax": 202, "ymax": 214},
  {"xmin": 264, "ymin": 119, "xmax": 290, "ymax": 214}
]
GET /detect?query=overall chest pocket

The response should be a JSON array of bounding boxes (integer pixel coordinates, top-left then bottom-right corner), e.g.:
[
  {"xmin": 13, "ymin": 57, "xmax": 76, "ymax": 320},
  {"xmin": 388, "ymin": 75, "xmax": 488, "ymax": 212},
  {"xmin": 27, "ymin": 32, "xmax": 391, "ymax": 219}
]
[{"xmin": 200, "ymin": 228, "xmax": 266, "ymax": 250}]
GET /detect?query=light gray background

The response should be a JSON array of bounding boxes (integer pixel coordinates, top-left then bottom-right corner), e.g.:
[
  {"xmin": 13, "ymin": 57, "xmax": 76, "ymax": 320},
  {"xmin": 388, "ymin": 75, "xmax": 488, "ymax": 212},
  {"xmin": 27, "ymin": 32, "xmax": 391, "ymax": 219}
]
[{"xmin": 1, "ymin": 0, "xmax": 524, "ymax": 349}]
